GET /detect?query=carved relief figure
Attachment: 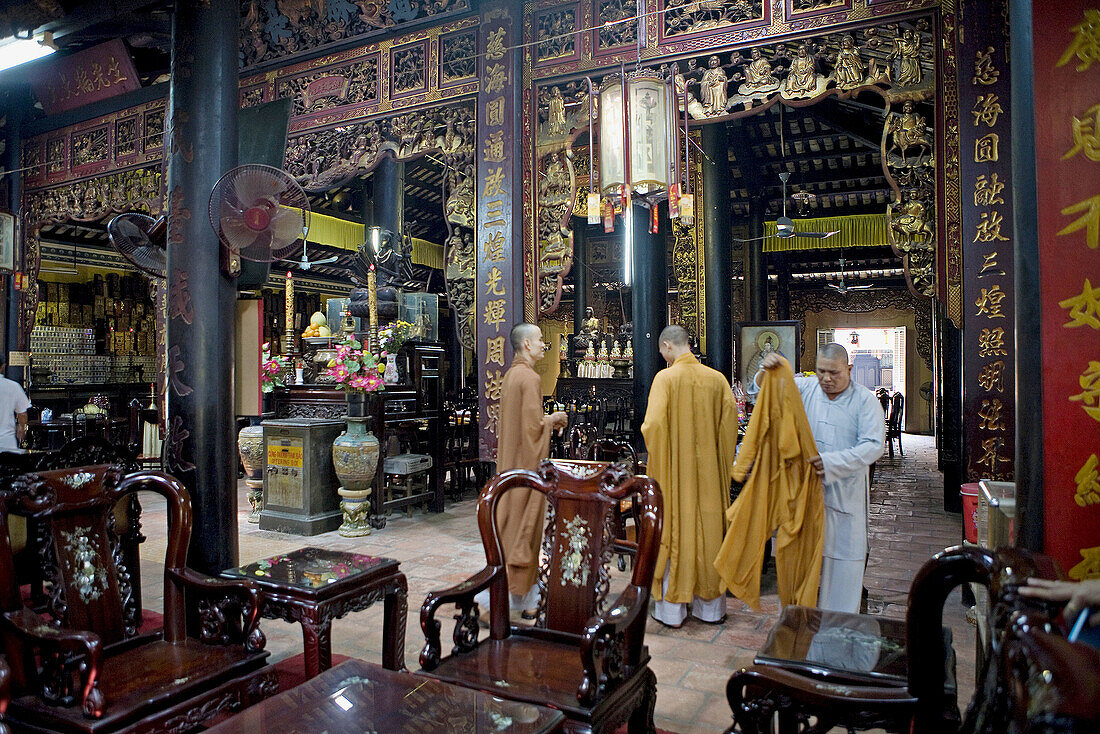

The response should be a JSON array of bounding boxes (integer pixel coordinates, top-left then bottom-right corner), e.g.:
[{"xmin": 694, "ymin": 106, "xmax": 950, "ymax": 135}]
[
  {"xmin": 740, "ymin": 47, "xmax": 780, "ymax": 93},
  {"xmin": 546, "ymin": 86, "xmax": 567, "ymax": 137},
  {"xmin": 889, "ymin": 30, "xmax": 923, "ymax": 87},
  {"xmin": 886, "ymin": 101, "xmax": 932, "ymax": 166},
  {"xmin": 700, "ymin": 56, "xmax": 729, "ymax": 113},
  {"xmin": 833, "ymin": 35, "xmax": 867, "ymax": 89},
  {"xmin": 783, "ymin": 45, "xmax": 821, "ymax": 98},
  {"xmin": 889, "ymin": 190, "xmax": 934, "ymax": 249},
  {"xmin": 444, "ymin": 168, "xmax": 475, "ymax": 228}
]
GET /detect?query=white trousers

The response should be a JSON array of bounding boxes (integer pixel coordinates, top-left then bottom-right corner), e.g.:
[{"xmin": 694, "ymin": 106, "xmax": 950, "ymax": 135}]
[
  {"xmin": 651, "ymin": 565, "xmax": 727, "ymax": 626},
  {"xmin": 474, "ymin": 583, "xmax": 540, "ymax": 613},
  {"xmin": 818, "ymin": 557, "xmax": 864, "ymax": 613}
]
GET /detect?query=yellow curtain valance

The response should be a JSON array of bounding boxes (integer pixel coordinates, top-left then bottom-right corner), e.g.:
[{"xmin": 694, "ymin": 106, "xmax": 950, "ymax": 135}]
[
  {"xmin": 761, "ymin": 213, "xmax": 888, "ymax": 252},
  {"xmin": 301, "ymin": 209, "xmax": 443, "ymax": 268}
]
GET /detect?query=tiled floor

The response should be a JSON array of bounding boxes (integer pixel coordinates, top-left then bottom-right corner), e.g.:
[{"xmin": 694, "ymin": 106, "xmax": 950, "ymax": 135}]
[{"xmin": 136, "ymin": 432, "xmax": 974, "ymax": 733}]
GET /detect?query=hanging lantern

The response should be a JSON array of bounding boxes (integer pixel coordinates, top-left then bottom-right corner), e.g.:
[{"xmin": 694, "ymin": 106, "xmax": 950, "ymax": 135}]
[
  {"xmin": 679, "ymin": 192, "xmax": 694, "ymax": 226},
  {"xmin": 599, "ymin": 69, "xmax": 671, "ymax": 197},
  {"xmin": 586, "ymin": 191, "xmax": 601, "ymax": 225}
]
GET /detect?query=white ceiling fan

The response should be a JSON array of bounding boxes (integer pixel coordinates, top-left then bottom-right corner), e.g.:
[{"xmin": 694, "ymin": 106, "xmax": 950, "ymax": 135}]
[
  {"xmin": 733, "ymin": 172, "xmax": 840, "ymax": 243},
  {"xmin": 826, "ymin": 256, "xmax": 874, "ymax": 294},
  {"xmin": 287, "ymin": 236, "xmax": 340, "ymax": 271}
]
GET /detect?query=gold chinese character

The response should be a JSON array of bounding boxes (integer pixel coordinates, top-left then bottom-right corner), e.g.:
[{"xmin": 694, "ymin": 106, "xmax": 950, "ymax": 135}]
[
  {"xmin": 1075, "ymin": 454, "xmax": 1100, "ymax": 507},
  {"xmin": 483, "ymin": 298, "xmax": 506, "ymax": 331},
  {"xmin": 485, "ymin": 63, "xmax": 508, "ymax": 94},
  {"xmin": 486, "ymin": 27, "xmax": 507, "ymax": 61},
  {"xmin": 978, "ymin": 398, "xmax": 1005, "ymax": 431},
  {"xmin": 1057, "ymin": 8, "xmax": 1100, "ymax": 73},
  {"xmin": 973, "ymin": 211, "xmax": 1010, "ymax": 243},
  {"xmin": 1060, "ymin": 279, "xmax": 1100, "ymax": 329},
  {"xmin": 975, "ymin": 133, "xmax": 1000, "ymax": 162},
  {"xmin": 485, "ymin": 369, "xmax": 504, "ymax": 401},
  {"xmin": 975, "ymin": 284, "xmax": 1007, "ymax": 319},
  {"xmin": 978, "ymin": 327, "xmax": 1007, "ymax": 357},
  {"xmin": 1068, "ymin": 545, "xmax": 1100, "ymax": 581},
  {"xmin": 483, "ymin": 199, "xmax": 505, "ymax": 229},
  {"xmin": 1058, "ymin": 194, "xmax": 1100, "ymax": 249},
  {"xmin": 973, "ymin": 46, "xmax": 999, "ymax": 85},
  {"xmin": 1069, "ymin": 360, "xmax": 1100, "ymax": 422},
  {"xmin": 975, "ymin": 436, "xmax": 1008, "ymax": 472},
  {"xmin": 972, "ymin": 93, "xmax": 1004, "ymax": 128},
  {"xmin": 485, "ymin": 266, "xmax": 506, "ymax": 296},
  {"xmin": 487, "ymin": 96, "xmax": 505, "ymax": 126},
  {"xmin": 974, "ymin": 173, "xmax": 1005, "ymax": 206},
  {"xmin": 483, "ymin": 130, "xmax": 505, "ymax": 163},
  {"xmin": 485, "ymin": 400, "xmax": 501, "ymax": 434},
  {"xmin": 482, "ymin": 230, "xmax": 506, "ymax": 262},
  {"xmin": 483, "ymin": 167, "xmax": 505, "ymax": 198},
  {"xmin": 486, "ymin": 336, "xmax": 506, "ymax": 365},
  {"xmin": 979, "ymin": 251, "xmax": 1005, "ymax": 278},
  {"xmin": 978, "ymin": 360, "xmax": 1005, "ymax": 392},
  {"xmin": 1064, "ymin": 104, "xmax": 1100, "ymax": 161}
]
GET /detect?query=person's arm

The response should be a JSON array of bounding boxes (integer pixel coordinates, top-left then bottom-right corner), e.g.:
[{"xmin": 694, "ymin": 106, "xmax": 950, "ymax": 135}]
[
  {"xmin": 15, "ymin": 411, "xmax": 27, "ymax": 446},
  {"xmin": 1019, "ymin": 578, "xmax": 1100, "ymax": 627},
  {"xmin": 817, "ymin": 395, "xmax": 885, "ymax": 484}
]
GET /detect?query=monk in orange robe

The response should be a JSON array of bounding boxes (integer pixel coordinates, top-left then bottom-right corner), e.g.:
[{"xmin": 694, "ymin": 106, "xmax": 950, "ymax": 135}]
[
  {"xmin": 642, "ymin": 325, "xmax": 738, "ymax": 627},
  {"xmin": 714, "ymin": 356, "xmax": 824, "ymax": 610},
  {"xmin": 493, "ymin": 323, "xmax": 567, "ymax": 614}
]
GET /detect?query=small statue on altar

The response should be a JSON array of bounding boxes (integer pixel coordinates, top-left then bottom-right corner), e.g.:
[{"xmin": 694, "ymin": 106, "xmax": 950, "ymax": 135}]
[
  {"xmin": 583, "ymin": 306, "xmax": 600, "ymax": 338},
  {"xmin": 610, "ymin": 341, "xmax": 622, "ymax": 360}
]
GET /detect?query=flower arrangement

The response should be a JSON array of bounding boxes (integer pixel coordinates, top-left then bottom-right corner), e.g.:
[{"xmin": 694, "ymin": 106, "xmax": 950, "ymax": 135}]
[
  {"xmin": 261, "ymin": 343, "xmax": 289, "ymax": 393},
  {"xmin": 379, "ymin": 319, "xmax": 414, "ymax": 355},
  {"xmin": 323, "ymin": 335, "xmax": 385, "ymax": 393}
]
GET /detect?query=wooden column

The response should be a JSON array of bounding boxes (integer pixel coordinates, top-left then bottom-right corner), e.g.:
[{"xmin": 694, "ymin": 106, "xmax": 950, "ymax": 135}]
[
  {"xmin": 631, "ymin": 202, "xmax": 668, "ymax": 450},
  {"xmin": 373, "ymin": 156, "xmax": 405, "ymax": 241},
  {"xmin": 572, "ymin": 223, "xmax": 588, "ymax": 336},
  {"xmin": 776, "ymin": 259, "xmax": 791, "ymax": 322},
  {"xmin": 702, "ymin": 123, "xmax": 732, "ymax": 380},
  {"xmin": 936, "ymin": 306, "xmax": 964, "ymax": 513},
  {"xmin": 165, "ymin": 0, "xmax": 239, "ymax": 574},
  {"xmin": 744, "ymin": 197, "xmax": 767, "ymax": 322}
]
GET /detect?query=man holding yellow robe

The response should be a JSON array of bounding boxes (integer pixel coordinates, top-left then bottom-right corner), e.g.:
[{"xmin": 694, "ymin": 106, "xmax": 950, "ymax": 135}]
[
  {"xmin": 642, "ymin": 325, "xmax": 738, "ymax": 627},
  {"xmin": 714, "ymin": 356, "xmax": 824, "ymax": 610},
  {"xmin": 490, "ymin": 323, "xmax": 568, "ymax": 615}
]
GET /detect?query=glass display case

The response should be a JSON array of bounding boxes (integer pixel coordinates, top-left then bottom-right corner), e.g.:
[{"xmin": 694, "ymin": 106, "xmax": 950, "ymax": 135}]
[{"xmin": 400, "ymin": 292, "xmax": 439, "ymax": 342}]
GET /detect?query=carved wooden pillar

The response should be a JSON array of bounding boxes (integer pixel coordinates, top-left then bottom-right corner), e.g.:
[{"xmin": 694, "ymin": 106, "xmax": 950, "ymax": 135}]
[
  {"xmin": 744, "ymin": 196, "xmax": 767, "ymax": 322},
  {"xmin": 373, "ymin": 156, "xmax": 405, "ymax": 242},
  {"xmin": 631, "ymin": 202, "xmax": 668, "ymax": 450},
  {"xmin": 476, "ymin": 2, "xmax": 524, "ymax": 462},
  {"xmin": 702, "ymin": 123, "xmax": 732, "ymax": 380},
  {"xmin": 2, "ymin": 88, "xmax": 30, "ymax": 380},
  {"xmin": 936, "ymin": 306, "xmax": 964, "ymax": 513},
  {"xmin": 165, "ymin": 0, "xmax": 239, "ymax": 574},
  {"xmin": 572, "ymin": 223, "xmax": 588, "ymax": 335}
]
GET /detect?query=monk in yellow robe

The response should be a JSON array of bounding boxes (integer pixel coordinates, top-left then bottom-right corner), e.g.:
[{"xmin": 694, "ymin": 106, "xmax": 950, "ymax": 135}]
[
  {"xmin": 493, "ymin": 323, "xmax": 567, "ymax": 614},
  {"xmin": 642, "ymin": 325, "xmax": 738, "ymax": 627},
  {"xmin": 714, "ymin": 356, "xmax": 824, "ymax": 610}
]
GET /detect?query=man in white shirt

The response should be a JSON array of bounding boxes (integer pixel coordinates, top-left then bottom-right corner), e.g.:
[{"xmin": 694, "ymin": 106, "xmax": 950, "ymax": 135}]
[
  {"xmin": 751, "ymin": 343, "xmax": 884, "ymax": 612},
  {"xmin": 0, "ymin": 356, "xmax": 31, "ymax": 450}
]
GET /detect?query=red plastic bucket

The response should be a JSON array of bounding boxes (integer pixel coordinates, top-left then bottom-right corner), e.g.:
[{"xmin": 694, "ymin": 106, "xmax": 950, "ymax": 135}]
[{"xmin": 960, "ymin": 483, "xmax": 980, "ymax": 544}]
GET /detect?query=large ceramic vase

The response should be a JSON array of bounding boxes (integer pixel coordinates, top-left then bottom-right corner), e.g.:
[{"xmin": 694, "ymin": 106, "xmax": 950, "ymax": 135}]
[
  {"xmin": 237, "ymin": 422, "xmax": 265, "ymax": 523},
  {"xmin": 333, "ymin": 393, "xmax": 380, "ymax": 537}
]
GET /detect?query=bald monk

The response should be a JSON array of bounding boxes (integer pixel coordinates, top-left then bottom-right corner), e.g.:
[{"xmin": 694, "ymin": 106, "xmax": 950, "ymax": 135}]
[
  {"xmin": 642, "ymin": 325, "xmax": 738, "ymax": 627},
  {"xmin": 491, "ymin": 323, "xmax": 568, "ymax": 616}
]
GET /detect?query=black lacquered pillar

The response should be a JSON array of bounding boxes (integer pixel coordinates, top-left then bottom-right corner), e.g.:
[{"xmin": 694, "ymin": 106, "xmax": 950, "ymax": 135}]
[
  {"xmin": 744, "ymin": 196, "xmax": 767, "ymax": 322},
  {"xmin": 373, "ymin": 156, "xmax": 405, "ymax": 240},
  {"xmin": 572, "ymin": 223, "xmax": 589, "ymax": 334},
  {"xmin": 702, "ymin": 124, "xmax": 732, "ymax": 380},
  {"xmin": 165, "ymin": 0, "xmax": 239, "ymax": 574},
  {"xmin": 631, "ymin": 202, "xmax": 668, "ymax": 450}
]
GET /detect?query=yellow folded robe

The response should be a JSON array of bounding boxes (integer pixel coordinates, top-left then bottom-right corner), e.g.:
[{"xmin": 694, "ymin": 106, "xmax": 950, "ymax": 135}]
[{"xmin": 714, "ymin": 357, "xmax": 824, "ymax": 609}]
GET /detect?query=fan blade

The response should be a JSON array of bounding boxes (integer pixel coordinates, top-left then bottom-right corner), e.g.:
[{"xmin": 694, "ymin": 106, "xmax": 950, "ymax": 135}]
[
  {"xmin": 219, "ymin": 214, "xmax": 262, "ymax": 251},
  {"xmin": 794, "ymin": 230, "xmax": 839, "ymax": 240},
  {"xmin": 267, "ymin": 206, "xmax": 305, "ymax": 254},
  {"xmin": 731, "ymin": 236, "xmax": 770, "ymax": 243},
  {"xmin": 240, "ymin": 228, "xmax": 274, "ymax": 262},
  {"xmin": 850, "ymin": 284, "xmax": 875, "ymax": 290},
  {"xmin": 311, "ymin": 255, "xmax": 340, "ymax": 265},
  {"xmin": 235, "ymin": 169, "xmax": 283, "ymax": 207},
  {"xmin": 826, "ymin": 283, "xmax": 843, "ymax": 291}
]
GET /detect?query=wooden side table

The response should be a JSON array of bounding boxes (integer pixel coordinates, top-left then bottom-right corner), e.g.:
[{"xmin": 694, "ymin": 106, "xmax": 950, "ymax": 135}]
[{"xmin": 222, "ymin": 547, "xmax": 407, "ymax": 677}]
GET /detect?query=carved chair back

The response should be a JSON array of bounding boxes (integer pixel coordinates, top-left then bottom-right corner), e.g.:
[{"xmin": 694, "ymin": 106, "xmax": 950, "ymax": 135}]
[
  {"xmin": 479, "ymin": 460, "xmax": 661, "ymax": 641},
  {"xmin": 0, "ymin": 465, "xmax": 189, "ymax": 648},
  {"xmin": 586, "ymin": 439, "xmax": 639, "ymax": 472}
]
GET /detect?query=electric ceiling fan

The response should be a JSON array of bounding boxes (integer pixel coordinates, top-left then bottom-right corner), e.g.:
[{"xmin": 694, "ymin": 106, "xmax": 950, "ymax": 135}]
[
  {"xmin": 826, "ymin": 256, "xmax": 874, "ymax": 294},
  {"xmin": 733, "ymin": 172, "xmax": 840, "ymax": 243}
]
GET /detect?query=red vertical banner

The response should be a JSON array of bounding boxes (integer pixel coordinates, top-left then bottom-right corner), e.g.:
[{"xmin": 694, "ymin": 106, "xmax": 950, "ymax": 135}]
[
  {"xmin": 1033, "ymin": 3, "xmax": 1100, "ymax": 579},
  {"xmin": 477, "ymin": 3, "xmax": 522, "ymax": 461},
  {"xmin": 958, "ymin": 0, "xmax": 1016, "ymax": 483}
]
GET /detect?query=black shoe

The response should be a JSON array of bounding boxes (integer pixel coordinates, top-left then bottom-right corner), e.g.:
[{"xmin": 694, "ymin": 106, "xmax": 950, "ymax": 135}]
[
  {"xmin": 520, "ymin": 608, "xmax": 538, "ymax": 620},
  {"xmin": 695, "ymin": 614, "xmax": 727, "ymax": 625}
]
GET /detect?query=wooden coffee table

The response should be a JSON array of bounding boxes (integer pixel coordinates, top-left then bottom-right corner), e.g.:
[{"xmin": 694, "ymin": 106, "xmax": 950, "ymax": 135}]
[
  {"xmin": 222, "ymin": 548, "xmax": 407, "ymax": 676},
  {"xmin": 206, "ymin": 658, "xmax": 565, "ymax": 733}
]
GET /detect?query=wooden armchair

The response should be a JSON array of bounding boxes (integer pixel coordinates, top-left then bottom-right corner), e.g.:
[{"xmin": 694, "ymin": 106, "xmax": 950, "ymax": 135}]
[
  {"xmin": 0, "ymin": 465, "xmax": 276, "ymax": 733},
  {"xmin": 886, "ymin": 392, "xmax": 904, "ymax": 457},
  {"xmin": 419, "ymin": 459, "xmax": 662, "ymax": 734},
  {"xmin": 586, "ymin": 440, "xmax": 640, "ymax": 572},
  {"xmin": 725, "ymin": 546, "xmax": 1058, "ymax": 733}
]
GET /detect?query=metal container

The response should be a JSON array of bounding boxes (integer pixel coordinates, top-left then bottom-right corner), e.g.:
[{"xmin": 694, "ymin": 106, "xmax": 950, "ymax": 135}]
[
  {"xmin": 260, "ymin": 418, "xmax": 345, "ymax": 535},
  {"xmin": 978, "ymin": 480, "xmax": 1016, "ymax": 549}
]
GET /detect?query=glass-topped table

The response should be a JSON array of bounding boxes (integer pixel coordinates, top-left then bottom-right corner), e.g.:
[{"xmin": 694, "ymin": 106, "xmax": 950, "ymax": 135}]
[
  {"xmin": 755, "ymin": 605, "xmax": 908, "ymax": 685},
  {"xmin": 222, "ymin": 548, "xmax": 407, "ymax": 676}
]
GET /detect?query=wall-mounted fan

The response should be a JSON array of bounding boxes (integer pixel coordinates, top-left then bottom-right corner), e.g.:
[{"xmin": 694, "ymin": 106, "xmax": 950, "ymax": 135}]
[
  {"xmin": 734, "ymin": 173, "xmax": 840, "ymax": 243},
  {"xmin": 826, "ymin": 256, "xmax": 874, "ymax": 294},
  {"xmin": 208, "ymin": 164, "xmax": 331, "ymax": 274},
  {"xmin": 107, "ymin": 213, "xmax": 167, "ymax": 279}
]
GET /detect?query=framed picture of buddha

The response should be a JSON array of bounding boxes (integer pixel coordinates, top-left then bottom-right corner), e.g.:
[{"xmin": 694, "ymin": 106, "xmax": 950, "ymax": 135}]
[{"xmin": 734, "ymin": 320, "xmax": 800, "ymax": 388}]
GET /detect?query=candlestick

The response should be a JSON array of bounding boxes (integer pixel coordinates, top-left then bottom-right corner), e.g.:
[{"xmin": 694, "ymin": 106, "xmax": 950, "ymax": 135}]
[
  {"xmin": 368, "ymin": 265, "xmax": 378, "ymax": 354},
  {"xmin": 284, "ymin": 270, "xmax": 294, "ymax": 353}
]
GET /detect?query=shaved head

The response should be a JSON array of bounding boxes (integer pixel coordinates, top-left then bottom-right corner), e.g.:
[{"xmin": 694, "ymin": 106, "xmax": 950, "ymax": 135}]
[
  {"xmin": 818, "ymin": 342, "xmax": 850, "ymax": 364},
  {"xmin": 659, "ymin": 325, "xmax": 689, "ymax": 348},
  {"xmin": 510, "ymin": 322, "xmax": 542, "ymax": 352}
]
